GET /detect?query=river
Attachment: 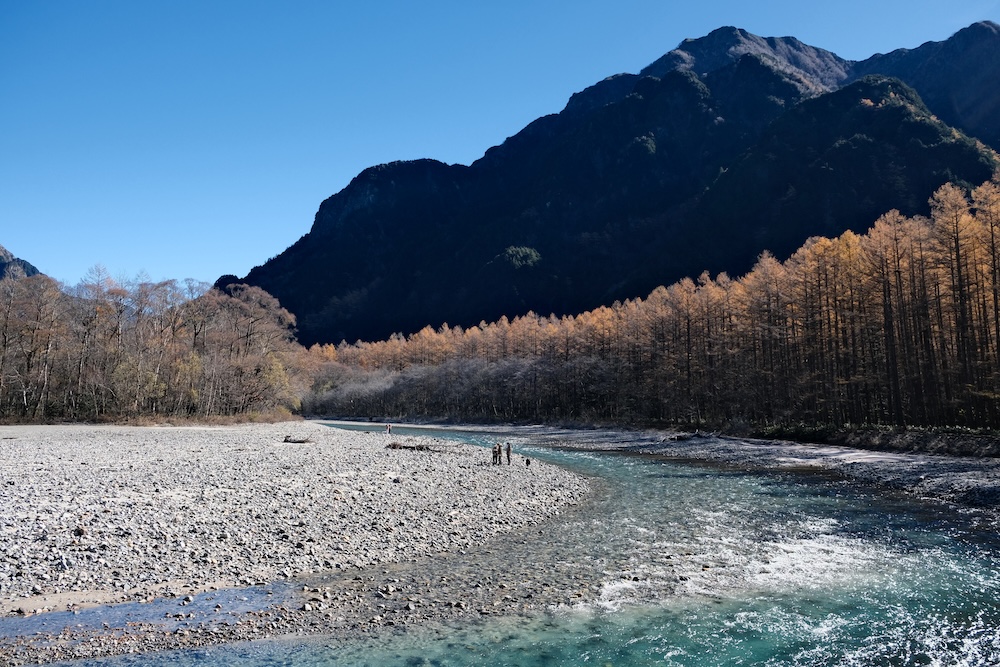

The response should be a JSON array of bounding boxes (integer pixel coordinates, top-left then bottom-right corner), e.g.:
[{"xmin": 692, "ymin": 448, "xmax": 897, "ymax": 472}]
[{"xmin": 57, "ymin": 424, "xmax": 1000, "ymax": 666}]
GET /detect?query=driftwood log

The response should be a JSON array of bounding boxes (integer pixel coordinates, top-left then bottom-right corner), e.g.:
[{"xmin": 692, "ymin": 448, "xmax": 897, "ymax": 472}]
[{"xmin": 386, "ymin": 441, "xmax": 430, "ymax": 451}]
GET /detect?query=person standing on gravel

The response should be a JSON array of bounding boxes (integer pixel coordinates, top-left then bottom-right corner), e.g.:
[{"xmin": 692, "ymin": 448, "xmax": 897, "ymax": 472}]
[{"xmin": 505, "ymin": 442, "xmax": 511, "ymax": 465}]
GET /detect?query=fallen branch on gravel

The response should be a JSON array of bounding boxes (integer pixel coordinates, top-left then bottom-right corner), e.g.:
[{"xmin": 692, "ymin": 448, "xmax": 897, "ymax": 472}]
[{"xmin": 386, "ymin": 442, "xmax": 430, "ymax": 451}]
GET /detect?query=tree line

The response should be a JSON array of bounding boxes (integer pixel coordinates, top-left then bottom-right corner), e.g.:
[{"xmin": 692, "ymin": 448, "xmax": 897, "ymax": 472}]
[
  {"xmin": 307, "ymin": 176, "xmax": 1000, "ymax": 431},
  {"xmin": 0, "ymin": 269, "xmax": 307, "ymax": 422},
  {"xmin": 6, "ymin": 176, "xmax": 1000, "ymax": 430}
]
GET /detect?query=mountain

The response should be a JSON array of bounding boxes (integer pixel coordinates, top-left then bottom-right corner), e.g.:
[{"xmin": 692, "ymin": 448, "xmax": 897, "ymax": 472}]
[
  {"xmin": 641, "ymin": 26, "xmax": 852, "ymax": 90},
  {"xmin": 228, "ymin": 22, "xmax": 1000, "ymax": 346},
  {"xmin": 671, "ymin": 75, "xmax": 996, "ymax": 277},
  {"xmin": 0, "ymin": 244, "xmax": 40, "ymax": 281},
  {"xmin": 849, "ymin": 21, "xmax": 1000, "ymax": 148}
]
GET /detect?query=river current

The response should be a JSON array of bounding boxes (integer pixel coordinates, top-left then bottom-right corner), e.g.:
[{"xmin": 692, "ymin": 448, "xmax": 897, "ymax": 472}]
[{"xmin": 61, "ymin": 425, "xmax": 1000, "ymax": 666}]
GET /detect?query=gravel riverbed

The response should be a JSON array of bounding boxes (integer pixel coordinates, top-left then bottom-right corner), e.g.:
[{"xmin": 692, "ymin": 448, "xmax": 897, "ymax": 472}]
[
  {"xmin": 5, "ymin": 421, "xmax": 998, "ymax": 665},
  {"xmin": 0, "ymin": 421, "xmax": 589, "ymax": 664}
]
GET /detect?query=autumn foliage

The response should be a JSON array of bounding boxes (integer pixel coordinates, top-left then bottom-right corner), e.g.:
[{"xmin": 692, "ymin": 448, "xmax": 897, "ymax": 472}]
[
  {"xmin": 0, "ymin": 273, "xmax": 304, "ymax": 422},
  {"xmin": 308, "ymin": 176, "xmax": 1000, "ymax": 430}
]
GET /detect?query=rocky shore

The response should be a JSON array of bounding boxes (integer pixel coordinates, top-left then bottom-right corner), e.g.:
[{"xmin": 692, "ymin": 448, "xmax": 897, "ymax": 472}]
[
  {"xmin": 0, "ymin": 422, "xmax": 589, "ymax": 665},
  {"xmin": 4, "ymin": 421, "xmax": 999, "ymax": 665},
  {"xmin": 533, "ymin": 427, "xmax": 1000, "ymax": 510}
]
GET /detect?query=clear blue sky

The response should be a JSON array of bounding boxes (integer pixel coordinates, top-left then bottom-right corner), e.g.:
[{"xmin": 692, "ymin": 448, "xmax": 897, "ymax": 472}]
[{"xmin": 3, "ymin": 1, "xmax": 998, "ymax": 287}]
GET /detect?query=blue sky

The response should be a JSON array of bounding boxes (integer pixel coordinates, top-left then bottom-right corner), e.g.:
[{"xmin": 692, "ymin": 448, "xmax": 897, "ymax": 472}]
[{"xmin": 2, "ymin": 1, "xmax": 998, "ymax": 287}]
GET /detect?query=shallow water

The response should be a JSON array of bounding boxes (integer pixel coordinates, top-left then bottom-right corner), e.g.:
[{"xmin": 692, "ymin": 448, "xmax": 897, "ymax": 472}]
[{"xmin": 58, "ymin": 425, "xmax": 1000, "ymax": 666}]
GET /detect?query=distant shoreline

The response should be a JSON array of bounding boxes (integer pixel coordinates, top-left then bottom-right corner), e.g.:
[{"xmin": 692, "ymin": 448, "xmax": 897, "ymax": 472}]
[{"xmin": 552, "ymin": 428, "xmax": 1000, "ymax": 511}]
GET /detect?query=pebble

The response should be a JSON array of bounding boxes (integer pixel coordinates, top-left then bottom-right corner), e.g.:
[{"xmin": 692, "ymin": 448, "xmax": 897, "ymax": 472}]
[{"xmin": 0, "ymin": 421, "xmax": 589, "ymax": 664}]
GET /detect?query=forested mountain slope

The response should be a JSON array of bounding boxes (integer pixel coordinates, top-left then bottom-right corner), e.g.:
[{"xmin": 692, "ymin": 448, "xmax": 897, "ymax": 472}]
[
  {"xmin": 309, "ymin": 176, "xmax": 1000, "ymax": 432},
  {"xmin": 849, "ymin": 20, "xmax": 1000, "ymax": 148},
  {"xmin": 229, "ymin": 22, "xmax": 1000, "ymax": 346}
]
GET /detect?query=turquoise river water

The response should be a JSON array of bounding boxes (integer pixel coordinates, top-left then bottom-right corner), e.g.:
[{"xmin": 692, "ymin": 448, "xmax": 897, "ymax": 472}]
[{"xmin": 57, "ymin": 425, "xmax": 1000, "ymax": 666}]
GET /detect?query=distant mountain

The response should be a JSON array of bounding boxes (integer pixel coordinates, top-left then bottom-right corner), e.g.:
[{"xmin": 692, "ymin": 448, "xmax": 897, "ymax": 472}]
[
  {"xmin": 228, "ymin": 22, "xmax": 1000, "ymax": 346},
  {"xmin": 0, "ymin": 244, "xmax": 40, "ymax": 281}
]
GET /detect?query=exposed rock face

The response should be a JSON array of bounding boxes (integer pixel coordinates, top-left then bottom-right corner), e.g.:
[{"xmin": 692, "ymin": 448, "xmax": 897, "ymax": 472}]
[
  {"xmin": 229, "ymin": 22, "xmax": 1000, "ymax": 346},
  {"xmin": 0, "ymin": 244, "xmax": 40, "ymax": 281}
]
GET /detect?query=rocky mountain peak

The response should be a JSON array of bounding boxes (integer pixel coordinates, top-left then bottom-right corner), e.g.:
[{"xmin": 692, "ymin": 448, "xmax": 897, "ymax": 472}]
[
  {"xmin": 0, "ymin": 244, "xmax": 41, "ymax": 281},
  {"xmin": 640, "ymin": 25, "xmax": 851, "ymax": 91}
]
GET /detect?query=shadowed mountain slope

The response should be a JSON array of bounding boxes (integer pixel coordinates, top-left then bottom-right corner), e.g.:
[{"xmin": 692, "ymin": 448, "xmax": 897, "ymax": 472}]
[{"xmin": 850, "ymin": 21, "xmax": 1000, "ymax": 148}]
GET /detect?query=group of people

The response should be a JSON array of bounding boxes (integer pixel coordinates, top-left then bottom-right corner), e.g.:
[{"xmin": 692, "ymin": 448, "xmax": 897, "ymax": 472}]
[
  {"xmin": 492, "ymin": 441, "xmax": 511, "ymax": 465},
  {"xmin": 384, "ymin": 425, "xmax": 520, "ymax": 466}
]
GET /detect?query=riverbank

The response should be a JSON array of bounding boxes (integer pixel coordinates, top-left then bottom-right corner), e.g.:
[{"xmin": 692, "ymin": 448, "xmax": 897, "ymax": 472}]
[
  {"xmin": 740, "ymin": 424, "xmax": 1000, "ymax": 458},
  {"xmin": 553, "ymin": 428, "xmax": 1000, "ymax": 510},
  {"xmin": 4, "ymin": 422, "xmax": 1000, "ymax": 664},
  {"xmin": 0, "ymin": 422, "xmax": 589, "ymax": 664}
]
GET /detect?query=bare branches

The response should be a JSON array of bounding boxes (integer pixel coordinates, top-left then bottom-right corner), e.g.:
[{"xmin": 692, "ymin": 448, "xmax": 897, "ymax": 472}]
[{"xmin": 0, "ymin": 276, "xmax": 303, "ymax": 421}]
